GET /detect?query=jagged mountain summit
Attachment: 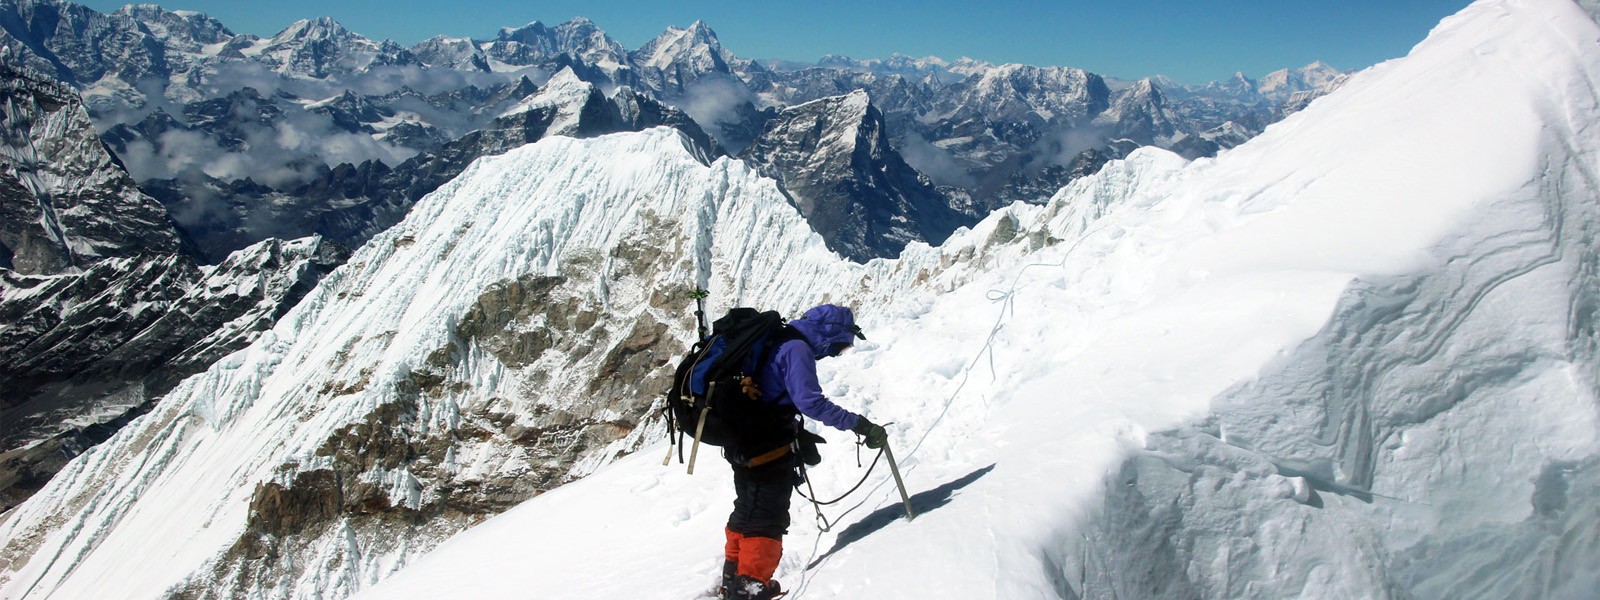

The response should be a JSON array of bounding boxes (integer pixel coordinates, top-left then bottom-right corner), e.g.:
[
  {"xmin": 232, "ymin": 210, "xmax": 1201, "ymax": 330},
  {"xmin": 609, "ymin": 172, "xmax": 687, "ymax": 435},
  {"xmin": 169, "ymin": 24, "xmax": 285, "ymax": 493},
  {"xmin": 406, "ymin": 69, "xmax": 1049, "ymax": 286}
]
[
  {"xmin": 243, "ymin": 17, "xmax": 415, "ymax": 79},
  {"xmin": 740, "ymin": 90, "xmax": 966, "ymax": 261},
  {"xmin": 2, "ymin": 2, "xmax": 1597, "ymax": 600},
  {"xmin": 630, "ymin": 19, "xmax": 766, "ymax": 94}
]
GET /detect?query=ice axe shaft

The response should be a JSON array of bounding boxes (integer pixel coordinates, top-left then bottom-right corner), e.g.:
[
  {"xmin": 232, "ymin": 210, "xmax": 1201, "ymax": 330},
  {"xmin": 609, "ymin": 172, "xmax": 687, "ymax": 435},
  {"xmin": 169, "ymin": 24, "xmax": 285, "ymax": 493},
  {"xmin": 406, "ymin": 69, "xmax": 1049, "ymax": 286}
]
[{"xmin": 883, "ymin": 443, "xmax": 915, "ymax": 521}]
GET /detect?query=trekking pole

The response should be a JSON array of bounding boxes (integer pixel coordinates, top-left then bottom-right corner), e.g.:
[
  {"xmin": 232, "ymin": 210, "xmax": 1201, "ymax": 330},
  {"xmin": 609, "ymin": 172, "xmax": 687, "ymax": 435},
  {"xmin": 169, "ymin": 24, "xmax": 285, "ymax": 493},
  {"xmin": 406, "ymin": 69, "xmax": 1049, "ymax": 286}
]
[
  {"xmin": 686, "ymin": 382, "xmax": 715, "ymax": 475},
  {"xmin": 883, "ymin": 443, "xmax": 916, "ymax": 521}
]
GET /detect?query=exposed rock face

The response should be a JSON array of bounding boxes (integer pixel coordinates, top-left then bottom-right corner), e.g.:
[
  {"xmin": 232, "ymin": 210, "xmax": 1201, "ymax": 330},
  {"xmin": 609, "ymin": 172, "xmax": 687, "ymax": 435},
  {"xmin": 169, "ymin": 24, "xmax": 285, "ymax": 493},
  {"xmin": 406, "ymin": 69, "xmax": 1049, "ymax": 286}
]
[
  {"xmin": 0, "ymin": 236, "xmax": 349, "ymax": 513},
  {"xmin": 0, "ymin": 0, "xmax": 172, "ymax": 89},
  {"xmin": 0, "ymin": 61, "xmax": 185, "ymax": 274},
  {"xmin": 0, "ymin": 60, "xmax": 347, "ymax": 515},
  {"xmin": 741, "ymin": 90, "xmax": 966, "ymax": 261}
]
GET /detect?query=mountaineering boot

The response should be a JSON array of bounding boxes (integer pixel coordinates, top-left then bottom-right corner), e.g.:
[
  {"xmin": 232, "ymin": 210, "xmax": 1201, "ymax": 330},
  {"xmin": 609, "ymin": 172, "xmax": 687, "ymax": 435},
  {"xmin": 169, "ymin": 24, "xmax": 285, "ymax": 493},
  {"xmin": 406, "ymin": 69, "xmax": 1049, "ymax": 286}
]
[
  {"xmin": 730, "ymin": 574, "xmax": 785, "ymax": 599},
  {"xmin": 720, "ymin": 527, "xmax": 745, "ymax": 598},
  {"xmin": 718, "ymin": 559, "xmax": 738, "ymax": 599}
]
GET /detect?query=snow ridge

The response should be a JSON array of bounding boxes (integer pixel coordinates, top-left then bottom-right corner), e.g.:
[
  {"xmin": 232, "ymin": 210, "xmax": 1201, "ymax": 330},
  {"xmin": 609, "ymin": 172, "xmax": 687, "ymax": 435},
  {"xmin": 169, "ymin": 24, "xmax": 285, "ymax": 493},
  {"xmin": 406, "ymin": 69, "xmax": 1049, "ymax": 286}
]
[
  {"xmin": 5, "ymin": 1, "xmax": 1600, "ymax": 599},
  {"xmin": 0, "ymin": 127, "xmax": 880, "ymax": 599},
  {"xmin": 356, "ymin": 0, "xmax": 1600, "ymax": 598}
]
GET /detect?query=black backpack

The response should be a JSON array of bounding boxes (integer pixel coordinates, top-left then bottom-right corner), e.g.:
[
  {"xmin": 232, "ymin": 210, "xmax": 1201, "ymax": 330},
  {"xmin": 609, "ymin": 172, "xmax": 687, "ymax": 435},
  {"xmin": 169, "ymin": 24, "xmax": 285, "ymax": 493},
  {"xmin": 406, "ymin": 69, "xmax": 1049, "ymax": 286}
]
[{"xmin": 664, "ymin": 308, "xmax": 799, "ymax": 453}]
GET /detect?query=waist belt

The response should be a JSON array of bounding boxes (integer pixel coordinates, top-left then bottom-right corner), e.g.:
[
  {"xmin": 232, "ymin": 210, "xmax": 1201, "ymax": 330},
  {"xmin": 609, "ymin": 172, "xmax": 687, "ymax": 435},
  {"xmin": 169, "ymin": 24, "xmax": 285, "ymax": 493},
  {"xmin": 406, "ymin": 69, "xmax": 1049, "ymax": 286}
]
[{"xmin": 745, "ymin": 445, "xmax": 792, "ymax": 468}]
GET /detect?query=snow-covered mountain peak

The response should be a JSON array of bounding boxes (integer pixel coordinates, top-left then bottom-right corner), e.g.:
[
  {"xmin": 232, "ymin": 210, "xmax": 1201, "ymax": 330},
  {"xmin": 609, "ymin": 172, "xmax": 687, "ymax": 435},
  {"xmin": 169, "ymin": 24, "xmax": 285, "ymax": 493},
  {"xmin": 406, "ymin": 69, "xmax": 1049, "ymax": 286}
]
[
  {"xmin": 481, "ymin": 17, "xmax": 627, "ymax": 73},
  {"xmin": 113, "ymin": 3, "xmax": 233, "ymax": 50},
  {"xmin": 684, "ymin": 19, "xmax": 717, "ymax": 40},
  {"xmin": 495, "ymin": 20, "xmax": 549, "ymax": 43},
  {"xmin": 946, "ymin": 56, "xmax": 995, "ymax": 77},
  {"xmin": 740, "ymin": 89, "xmax": 966, "ymax": 261},
  {"xmin": 633, "ymin": 19, "xmax": 731, "ymax": 72},
  {"xmin": 813, "ymin": 87, "xmax": 872, "ymax": 116},
  {"xmin": 943, "ymin": 63, "xmax": 1110, "ymax": 123},
  {"xmin": 410, "ymin": 35, "xmax": 488, "ymax": 71},
  {"xmin": 814, "ymin": 53, "xmax": 963, "ymax": 81},
  {"xmin": 271, "ymin": 17, "xmax": 360, "ymax": 45},
  {"xmin": 542, "ymin": 65, "xmax": 589, "ymax": 93},
  {"xmin": 1257, "ymin": 61, "xmax": 1348, "ymax": 99},
  {"xmin": 550, "ymin": 16, "xmax": 627, "ymax": 68},
  {"xmin": 496, "ymin": 66, "xmax": 596, "ymax": 124},
  {"xmin": 748, "ymin": 89, "xmax": 873, "ymax": 169},
  {"xmin": 253, "ymin": 15, "xmax": 397, "ymax": 77}
]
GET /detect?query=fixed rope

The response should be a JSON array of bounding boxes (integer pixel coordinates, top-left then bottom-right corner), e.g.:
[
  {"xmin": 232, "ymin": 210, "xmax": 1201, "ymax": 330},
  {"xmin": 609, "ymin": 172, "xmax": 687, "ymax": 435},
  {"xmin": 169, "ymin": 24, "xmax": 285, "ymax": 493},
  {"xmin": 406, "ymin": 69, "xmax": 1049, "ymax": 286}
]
[
  {"xmin": 791, "ymin": 216, "xmax": 1131, "ymax": 597},
  {"xmin": 795, "ymin": 441, "xmax": 886, "ymax": 532}
]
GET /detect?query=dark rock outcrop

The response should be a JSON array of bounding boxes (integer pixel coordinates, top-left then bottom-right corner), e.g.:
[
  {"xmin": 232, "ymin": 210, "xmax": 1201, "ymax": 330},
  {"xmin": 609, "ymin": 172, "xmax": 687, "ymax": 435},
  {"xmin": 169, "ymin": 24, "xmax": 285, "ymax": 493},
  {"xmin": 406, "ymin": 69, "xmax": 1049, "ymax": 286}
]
[
  {"xmin": 741, "ymin": 90, "xmax": 966, "ymax": 261},
  {"xmin": 0, "ymin": 61, "xmax": 186, "ymax": 274}
]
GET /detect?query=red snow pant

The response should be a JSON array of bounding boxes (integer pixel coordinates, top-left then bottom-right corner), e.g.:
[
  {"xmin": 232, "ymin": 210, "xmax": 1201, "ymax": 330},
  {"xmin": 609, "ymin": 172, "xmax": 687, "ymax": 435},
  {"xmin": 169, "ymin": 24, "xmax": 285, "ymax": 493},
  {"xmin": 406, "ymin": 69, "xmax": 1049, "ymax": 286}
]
[{"xmin": 724, "ymin": 451, "xmax": 796, "ymax": 582}]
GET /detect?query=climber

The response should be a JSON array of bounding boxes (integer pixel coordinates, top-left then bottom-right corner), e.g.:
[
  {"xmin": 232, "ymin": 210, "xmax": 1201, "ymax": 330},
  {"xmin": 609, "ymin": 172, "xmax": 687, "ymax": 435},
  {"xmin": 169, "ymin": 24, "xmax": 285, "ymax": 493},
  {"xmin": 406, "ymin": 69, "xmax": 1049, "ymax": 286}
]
[{"xmin": 718, "ymin": 304, "xmax": 889, "ymax": 600}]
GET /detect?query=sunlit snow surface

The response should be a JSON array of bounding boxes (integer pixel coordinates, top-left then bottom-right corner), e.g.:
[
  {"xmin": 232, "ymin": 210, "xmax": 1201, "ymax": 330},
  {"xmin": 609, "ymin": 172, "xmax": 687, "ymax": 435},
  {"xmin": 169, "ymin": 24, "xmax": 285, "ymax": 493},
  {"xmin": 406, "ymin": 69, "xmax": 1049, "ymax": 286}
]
[
  {"xmin": 4, "ymin": 0, "xmax": 1600, "ymax": 598},
  {"xmin": 362, "ymin": 0, "xmax": 1600, "ymax": 598}
]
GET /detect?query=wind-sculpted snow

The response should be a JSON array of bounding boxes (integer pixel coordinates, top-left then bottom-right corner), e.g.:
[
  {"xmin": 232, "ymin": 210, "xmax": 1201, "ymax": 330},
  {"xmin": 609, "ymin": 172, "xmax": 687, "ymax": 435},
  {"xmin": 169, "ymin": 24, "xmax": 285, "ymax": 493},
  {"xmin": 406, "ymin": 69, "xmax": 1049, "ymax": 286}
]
[
  {"xmin": 344, "ymin": 0, "xmax": 1597, "ymax": 598},
  {"xmin": 6, "ymin": 0, "xmax": 1600, "ymax": 598}
]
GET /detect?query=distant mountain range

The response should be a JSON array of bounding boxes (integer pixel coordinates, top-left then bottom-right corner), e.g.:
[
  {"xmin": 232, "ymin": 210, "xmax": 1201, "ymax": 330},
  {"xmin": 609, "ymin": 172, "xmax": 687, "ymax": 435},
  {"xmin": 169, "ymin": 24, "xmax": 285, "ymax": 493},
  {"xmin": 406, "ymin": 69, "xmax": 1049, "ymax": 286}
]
[{"xmin": 1, "ymin": 0, "xmax": 1345, "ymax": 263}]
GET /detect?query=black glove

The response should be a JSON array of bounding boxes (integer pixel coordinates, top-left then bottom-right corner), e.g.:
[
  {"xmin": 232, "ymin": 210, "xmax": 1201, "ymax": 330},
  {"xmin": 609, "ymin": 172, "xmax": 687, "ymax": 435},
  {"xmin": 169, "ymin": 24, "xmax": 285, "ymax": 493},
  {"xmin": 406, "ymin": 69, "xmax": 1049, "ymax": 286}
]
[
  {"xmin": 851, "ymin": 416, "xmax": 888, "ymax": 449},
  {"xmin": 797, "ymin": 429, "xmax": 825, "ymax": 466}
]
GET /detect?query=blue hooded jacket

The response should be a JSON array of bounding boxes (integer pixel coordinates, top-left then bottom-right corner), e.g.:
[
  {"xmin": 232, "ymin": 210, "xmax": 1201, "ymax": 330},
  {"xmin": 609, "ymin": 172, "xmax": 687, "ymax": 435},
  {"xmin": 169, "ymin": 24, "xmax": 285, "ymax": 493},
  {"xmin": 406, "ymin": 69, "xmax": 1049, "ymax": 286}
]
[{"xmin": 756, "ymin": 304, "xmax": 864, "ymax": 431}]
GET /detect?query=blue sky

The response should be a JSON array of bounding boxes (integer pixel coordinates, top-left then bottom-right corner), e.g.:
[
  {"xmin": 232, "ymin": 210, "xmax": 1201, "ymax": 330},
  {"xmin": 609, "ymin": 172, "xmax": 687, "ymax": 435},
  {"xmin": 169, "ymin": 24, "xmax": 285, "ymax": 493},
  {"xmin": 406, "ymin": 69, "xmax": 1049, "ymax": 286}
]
[{"xmin": 80, "ymin": 0, "xmax": 1470, "ymax": 83}]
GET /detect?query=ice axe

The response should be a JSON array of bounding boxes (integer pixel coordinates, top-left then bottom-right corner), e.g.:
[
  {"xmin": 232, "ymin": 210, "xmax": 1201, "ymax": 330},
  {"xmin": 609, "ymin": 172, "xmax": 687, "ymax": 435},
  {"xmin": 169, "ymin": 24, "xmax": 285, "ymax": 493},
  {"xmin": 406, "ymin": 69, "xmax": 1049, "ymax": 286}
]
[{"xmin": 883, "ymin": 441, "xmax": 916, "ymax": 521}]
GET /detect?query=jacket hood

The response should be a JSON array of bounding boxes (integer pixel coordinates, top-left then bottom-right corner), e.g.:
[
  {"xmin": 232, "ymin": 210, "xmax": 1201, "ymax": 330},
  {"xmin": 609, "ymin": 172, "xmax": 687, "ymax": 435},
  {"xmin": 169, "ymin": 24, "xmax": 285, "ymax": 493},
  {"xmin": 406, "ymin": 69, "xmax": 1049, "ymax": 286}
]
[{"xmin": 789, "ymin": 304, "xmax": 862, "ymax": 359}]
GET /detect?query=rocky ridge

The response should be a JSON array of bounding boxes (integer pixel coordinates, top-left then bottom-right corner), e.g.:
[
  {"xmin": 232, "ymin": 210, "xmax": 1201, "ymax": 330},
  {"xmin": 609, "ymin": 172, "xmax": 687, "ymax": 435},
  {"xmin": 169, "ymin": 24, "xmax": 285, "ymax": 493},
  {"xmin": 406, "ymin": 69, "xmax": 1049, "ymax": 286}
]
[
  {"xmin": 0, "ymin": 62, "xmax": 350, "ymax": 514},
  {"xmin": 0, "ymin": 60, "xmax": 185, "ymax": 274},
  {"xmin": 741, "ymin": 90, "xmax": 966, "ymax": 261}
]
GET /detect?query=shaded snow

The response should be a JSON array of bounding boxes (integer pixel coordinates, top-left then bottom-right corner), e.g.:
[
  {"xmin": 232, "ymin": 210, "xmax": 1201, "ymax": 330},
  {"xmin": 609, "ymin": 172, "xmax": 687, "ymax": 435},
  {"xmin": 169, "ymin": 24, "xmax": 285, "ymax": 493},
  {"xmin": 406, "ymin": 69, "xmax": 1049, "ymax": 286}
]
[
  {"xmin": 358, "ymin": 0, "xmax": 1600, "ymax": 598},
  {"xmin": 4, "ymin": 0, "xmax": 1600, "ymax": 598}
]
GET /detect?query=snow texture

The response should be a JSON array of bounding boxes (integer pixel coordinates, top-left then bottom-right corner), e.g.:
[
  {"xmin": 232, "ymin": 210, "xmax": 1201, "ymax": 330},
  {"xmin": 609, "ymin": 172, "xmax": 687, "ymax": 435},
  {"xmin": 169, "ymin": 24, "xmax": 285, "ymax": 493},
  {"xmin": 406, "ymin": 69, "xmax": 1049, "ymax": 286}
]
[
  {"xmin": 4, "ymin": 0, "xmax": 1600, "ymax": 598},
  {"xmin": 356, "ymin": 0, "xmax": 1600, "ymax": 598}
]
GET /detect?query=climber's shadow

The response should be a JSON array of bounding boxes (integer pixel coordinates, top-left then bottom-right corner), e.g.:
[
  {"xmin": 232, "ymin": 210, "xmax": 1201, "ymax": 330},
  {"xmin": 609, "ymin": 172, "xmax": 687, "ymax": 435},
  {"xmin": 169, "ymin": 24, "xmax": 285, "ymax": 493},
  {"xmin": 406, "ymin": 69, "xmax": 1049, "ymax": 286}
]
[{"xmin": 807, "ymin": 464, "xmax": 995, "ymax": 568}]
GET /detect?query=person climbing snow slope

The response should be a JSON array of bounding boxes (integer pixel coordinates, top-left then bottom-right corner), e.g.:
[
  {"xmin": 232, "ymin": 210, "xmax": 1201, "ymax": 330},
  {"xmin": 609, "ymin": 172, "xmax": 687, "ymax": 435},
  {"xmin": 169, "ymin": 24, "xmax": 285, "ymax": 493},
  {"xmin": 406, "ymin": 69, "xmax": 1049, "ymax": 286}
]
[{"xmin": 719, "ymin": 304, "xmax": 888, "ymax": 600}]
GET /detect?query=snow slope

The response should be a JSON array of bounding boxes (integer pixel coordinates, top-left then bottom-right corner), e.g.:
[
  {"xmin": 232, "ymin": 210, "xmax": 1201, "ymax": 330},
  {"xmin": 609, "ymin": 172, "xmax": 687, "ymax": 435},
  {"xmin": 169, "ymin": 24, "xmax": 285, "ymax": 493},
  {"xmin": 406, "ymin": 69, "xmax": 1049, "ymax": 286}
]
[
  {"xmin": 358, "ymin": 0, "xmax": 1600, "ymax": 598},
  {"xmin": 3, "ymin": 0, "xmax": 1599, "ymax": 598},
  {"xmin": 0, "ymin": 127, "xmax": 895, "ymax": 598}
]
